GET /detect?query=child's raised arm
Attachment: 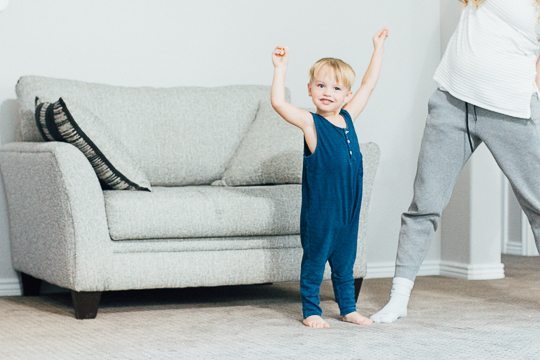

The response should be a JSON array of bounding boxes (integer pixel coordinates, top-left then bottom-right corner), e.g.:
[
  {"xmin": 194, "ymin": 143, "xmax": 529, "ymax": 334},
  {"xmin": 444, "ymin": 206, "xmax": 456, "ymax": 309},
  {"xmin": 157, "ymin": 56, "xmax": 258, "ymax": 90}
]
[
  {"xmin": 271, "ymin": 46, "xmax": 312, "ymax": 130},
  {"xmin": 344, "ymin": 28, "xmax": 389, "ymax": 120}
]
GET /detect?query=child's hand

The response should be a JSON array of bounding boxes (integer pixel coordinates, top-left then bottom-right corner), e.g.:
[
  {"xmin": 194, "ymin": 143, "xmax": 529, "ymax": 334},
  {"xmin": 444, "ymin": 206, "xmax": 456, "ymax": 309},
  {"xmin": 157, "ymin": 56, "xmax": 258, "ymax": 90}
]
[
  {"xmin": 272, "ymin": 46, "xmax": 288, "ymax": 68},
  {"xmin": 373, "ymin": 28, "xmax": 389, "ymax": 51}
]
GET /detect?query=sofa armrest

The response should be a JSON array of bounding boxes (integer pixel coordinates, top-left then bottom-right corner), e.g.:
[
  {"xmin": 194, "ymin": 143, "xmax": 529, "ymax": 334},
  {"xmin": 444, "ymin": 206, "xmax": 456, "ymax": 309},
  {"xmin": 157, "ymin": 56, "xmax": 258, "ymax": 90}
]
[
  {"xmin": 355, "ymin": 142, "xmax": 381, "ymax": 278},
  {"xmin": 0, "ymin": 142, "xmax": 111, "ymax": 291}
]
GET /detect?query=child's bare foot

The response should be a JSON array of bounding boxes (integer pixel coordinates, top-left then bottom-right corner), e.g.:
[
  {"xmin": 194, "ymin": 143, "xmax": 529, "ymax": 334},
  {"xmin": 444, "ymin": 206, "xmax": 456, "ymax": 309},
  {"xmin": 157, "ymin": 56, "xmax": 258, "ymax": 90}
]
[
  {"xmin": 341, "ymin": 311, "xmax": 374, "ymax": 325},
  {"xmin": 302, "ymin": 315, "xmax": 330, "ymax": 328}
]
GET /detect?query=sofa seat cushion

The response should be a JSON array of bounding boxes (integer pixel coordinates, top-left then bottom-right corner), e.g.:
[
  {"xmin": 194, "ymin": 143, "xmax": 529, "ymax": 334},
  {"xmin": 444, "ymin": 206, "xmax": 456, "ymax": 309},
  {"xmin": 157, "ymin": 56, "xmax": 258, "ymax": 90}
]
[{"xmin": 104, "ymin": 185, "xmax": 301, "ymax": 240}]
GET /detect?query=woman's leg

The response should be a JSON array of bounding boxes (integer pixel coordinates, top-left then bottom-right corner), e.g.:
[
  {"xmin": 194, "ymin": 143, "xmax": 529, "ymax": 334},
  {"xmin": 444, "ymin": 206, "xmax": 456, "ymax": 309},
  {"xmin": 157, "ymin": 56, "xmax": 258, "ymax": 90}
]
[
  {"xmin": 372, "ymin": 89, "xmax": 480, "ymax": 323},
  {"xmin": 477, "ymin": 95, "xmax": 540, "ymax": 253}
]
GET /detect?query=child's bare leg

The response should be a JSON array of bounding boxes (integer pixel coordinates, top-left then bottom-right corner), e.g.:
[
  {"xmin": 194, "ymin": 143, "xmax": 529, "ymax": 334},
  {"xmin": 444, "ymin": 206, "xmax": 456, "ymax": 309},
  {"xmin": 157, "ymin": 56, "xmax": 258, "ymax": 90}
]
[
  {"xmin": 341, "ymin": 311, "xmax": 373, "ymax": 325},
  {"xmin": 303, "ymin": 315, "xmax": 330, "ymax": 328}
]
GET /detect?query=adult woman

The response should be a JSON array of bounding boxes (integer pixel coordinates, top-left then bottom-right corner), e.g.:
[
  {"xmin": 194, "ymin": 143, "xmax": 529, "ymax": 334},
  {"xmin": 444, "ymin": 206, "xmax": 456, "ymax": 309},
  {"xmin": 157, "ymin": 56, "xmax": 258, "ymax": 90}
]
[{"xmin": 372, "ymin": 0, "xmax": 540, "ymax": 323}]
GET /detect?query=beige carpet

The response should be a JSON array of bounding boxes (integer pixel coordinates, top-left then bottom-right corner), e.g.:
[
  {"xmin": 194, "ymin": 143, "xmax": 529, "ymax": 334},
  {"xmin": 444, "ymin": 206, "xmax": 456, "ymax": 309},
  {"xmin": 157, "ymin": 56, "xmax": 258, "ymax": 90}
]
[{"xmin": 1, "ymin": 255, "xmax": 539, "ymax": 360}]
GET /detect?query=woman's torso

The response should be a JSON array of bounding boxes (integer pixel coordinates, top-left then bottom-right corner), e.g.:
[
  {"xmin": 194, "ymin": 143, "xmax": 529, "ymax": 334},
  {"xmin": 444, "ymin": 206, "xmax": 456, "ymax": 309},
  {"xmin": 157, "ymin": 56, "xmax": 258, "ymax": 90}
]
[{"xmin": 434, "ymin": 0, "xmax": 540, "ymax": 118}]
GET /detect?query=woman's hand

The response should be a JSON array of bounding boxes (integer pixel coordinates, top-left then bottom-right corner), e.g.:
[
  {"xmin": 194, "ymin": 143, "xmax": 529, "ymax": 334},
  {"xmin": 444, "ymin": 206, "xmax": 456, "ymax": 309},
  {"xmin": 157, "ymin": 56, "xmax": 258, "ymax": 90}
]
[
  {"xmin": 373, "ymin": 28, "xmax": 389, "ymax": 51},
  {"xmin": 272, "ymin": 46, "xmax": 288, "ymax": 68}
]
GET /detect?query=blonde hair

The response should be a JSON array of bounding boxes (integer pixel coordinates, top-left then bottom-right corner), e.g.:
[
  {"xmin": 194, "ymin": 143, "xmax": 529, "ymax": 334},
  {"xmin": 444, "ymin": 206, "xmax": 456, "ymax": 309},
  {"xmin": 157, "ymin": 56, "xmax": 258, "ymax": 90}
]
[
  {"xmin": 462, "ymin": 0, "xmax": 540, "ymax": 6},
  {"xmin": 308, "ymin": 58, "xmax": 356, "ymax": 90},
  {"xmin": 461, "ymin": 0, "xmax": 485, "ymax": 6}
]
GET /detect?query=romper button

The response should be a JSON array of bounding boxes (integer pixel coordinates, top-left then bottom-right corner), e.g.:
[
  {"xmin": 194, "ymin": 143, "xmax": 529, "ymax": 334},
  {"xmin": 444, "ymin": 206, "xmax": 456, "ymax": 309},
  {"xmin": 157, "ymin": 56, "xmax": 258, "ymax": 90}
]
[
  {"xmin": 347, "ymin": 140, "xmax": 351, "ymax": 143},
  {"xmin": 349, "ymin": 150, "xmax": 352, "ymax": 155}
]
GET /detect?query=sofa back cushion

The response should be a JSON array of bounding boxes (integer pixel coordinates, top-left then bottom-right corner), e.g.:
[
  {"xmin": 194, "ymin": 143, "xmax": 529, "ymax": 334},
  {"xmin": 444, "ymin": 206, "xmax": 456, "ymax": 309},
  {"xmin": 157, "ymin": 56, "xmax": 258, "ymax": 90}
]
[
  {"xmin": 213, "ymin": 100, "xmax": 303, "ymax": 186},
  {"xmin": 16, "ymin": 76, "xmax": 268, "ymax": 186}
]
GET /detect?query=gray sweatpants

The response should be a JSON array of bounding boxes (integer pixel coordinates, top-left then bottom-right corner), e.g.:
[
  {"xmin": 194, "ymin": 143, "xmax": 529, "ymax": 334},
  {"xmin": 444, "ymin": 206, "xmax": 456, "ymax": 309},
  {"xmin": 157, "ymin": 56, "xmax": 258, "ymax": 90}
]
[{"xmin": 395, "ymin": 89, "xmax": 540, "ymax": 281}]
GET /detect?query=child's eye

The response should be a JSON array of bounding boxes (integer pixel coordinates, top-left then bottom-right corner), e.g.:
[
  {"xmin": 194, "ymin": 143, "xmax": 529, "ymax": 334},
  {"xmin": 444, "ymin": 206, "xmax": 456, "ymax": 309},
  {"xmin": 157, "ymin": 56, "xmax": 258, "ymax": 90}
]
[
  {"xmin": 317, "ymin": 84, "xmax": 324, "ymax": 88},
  {"xmin": 335, "ymin": 87, "xmax": 341, "ymax": 91}
]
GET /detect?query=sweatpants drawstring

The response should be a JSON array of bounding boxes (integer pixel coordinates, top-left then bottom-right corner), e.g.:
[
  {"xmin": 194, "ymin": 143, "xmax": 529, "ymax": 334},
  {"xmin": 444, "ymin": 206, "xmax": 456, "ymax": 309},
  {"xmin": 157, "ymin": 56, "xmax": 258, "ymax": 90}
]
[{"xmin": 465, "ymin": 103, "xmax": 478, "ymax": 153}]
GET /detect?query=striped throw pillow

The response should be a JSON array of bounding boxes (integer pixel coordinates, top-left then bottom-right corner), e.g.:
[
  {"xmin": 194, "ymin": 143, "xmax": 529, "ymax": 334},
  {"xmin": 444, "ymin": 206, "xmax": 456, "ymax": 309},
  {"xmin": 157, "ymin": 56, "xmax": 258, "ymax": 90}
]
[{"xmin": 35, "ymin": 97, "xmax": 151, "ymax": 191}]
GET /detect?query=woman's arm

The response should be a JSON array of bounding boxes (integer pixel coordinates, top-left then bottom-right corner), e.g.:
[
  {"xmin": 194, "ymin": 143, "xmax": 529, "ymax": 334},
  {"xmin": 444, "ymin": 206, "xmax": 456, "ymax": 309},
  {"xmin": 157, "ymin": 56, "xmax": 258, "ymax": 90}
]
[
  {"xmin": 271, "ymin": 46, "xmax": 312, "ymax": 130},
  {"xmin": 344, "ymin": 28, "xmax": 389, "ymax": 120}
]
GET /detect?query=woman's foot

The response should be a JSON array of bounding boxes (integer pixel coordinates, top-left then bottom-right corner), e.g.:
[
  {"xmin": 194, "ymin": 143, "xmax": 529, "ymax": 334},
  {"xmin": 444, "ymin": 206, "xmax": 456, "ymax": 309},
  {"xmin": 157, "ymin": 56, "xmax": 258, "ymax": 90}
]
[
  {"xmin": 370, "ymin": 298, "xmax": 408, "ymax": 323},
  {"xmin": 302, "ymin": 315, "xmax": 330, "ymax": 328},
  {"xmin": 370, "ymin": 277, "xmax": 414, "ymax": 323},
  {"xmin": 341, "ymin": 311, "xmax": 374, "ymax": 325}
]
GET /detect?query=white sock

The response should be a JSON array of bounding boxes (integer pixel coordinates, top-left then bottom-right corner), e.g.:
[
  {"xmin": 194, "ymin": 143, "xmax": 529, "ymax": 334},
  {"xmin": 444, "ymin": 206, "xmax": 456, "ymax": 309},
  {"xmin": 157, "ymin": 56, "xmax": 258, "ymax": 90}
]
[{"xmin": 370, "ymin": 277, "xmax": 414, "ymax": 323}]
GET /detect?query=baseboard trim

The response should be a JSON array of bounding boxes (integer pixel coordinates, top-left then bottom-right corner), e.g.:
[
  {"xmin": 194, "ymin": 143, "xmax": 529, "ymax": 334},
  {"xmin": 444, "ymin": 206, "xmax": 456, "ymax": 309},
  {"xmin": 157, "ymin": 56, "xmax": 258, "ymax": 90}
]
[
  {"xmin": 366, "ymin": 260, "xmax": 505, "ymax": 280},
  {"xmin": 504, "ymin": 241, "xmax": 523, "ymax": 255},
  {"xmin": 0, "ymin": 278, "xmax": 21, "ymax": 296},
  {"xmin": 439, "ymin": 261, "xmax": 505, "ymax": 280},
  {"xmin": 503, "ymin": 240, "xmax": 539, "ymax": 257},
  {"xmin": 366, "ymin": 260, "xmax": 440, "ymax": 279}
]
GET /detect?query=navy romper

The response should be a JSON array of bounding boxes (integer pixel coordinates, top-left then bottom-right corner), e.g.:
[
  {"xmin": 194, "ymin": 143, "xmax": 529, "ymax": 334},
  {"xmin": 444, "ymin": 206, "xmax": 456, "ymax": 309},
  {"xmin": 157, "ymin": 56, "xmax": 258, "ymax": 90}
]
[{"xmin": 300, "ymin": 108, "xmax": 363, "ymax": 318}]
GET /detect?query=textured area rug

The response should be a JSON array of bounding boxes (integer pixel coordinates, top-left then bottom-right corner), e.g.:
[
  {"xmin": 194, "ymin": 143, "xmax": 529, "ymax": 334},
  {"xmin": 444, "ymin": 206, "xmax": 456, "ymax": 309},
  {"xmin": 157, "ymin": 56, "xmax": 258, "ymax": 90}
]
[{"xmin": 0, "ymin": 255, "xmax": 539, "ymax": 359}]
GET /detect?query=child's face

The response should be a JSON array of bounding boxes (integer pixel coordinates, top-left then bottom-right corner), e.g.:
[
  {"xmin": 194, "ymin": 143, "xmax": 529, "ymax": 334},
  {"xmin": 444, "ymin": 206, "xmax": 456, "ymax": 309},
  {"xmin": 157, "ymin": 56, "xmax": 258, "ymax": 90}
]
[{"xmin": 308, "ymin": 66, "xmax": 352, "ymax": 114}]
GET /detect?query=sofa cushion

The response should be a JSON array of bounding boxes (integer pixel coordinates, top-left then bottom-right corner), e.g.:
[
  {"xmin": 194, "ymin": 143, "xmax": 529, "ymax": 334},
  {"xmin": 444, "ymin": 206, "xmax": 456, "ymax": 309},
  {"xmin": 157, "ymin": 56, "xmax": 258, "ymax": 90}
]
[
  {"xmin": 36, "ymin": 97, "xmax": 151, "ymax": 191},
  {"xmin": 212, "ymin": 100, "xmax": 303, "ymax": 186},
  {"xmin": 104, "ymin": 185, "xmax": 301, "ymax": 240},
  {"xmin": 17, "ymin": 76, "xmax": 269, "ymax": 186}
]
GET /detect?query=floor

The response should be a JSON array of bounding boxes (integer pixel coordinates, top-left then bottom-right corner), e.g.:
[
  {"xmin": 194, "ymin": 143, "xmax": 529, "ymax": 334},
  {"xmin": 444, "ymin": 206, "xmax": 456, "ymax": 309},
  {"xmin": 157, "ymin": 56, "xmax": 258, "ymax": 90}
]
[{"xmin": 0, "ymin": 255, "xmax": 538, "ymax": 359}]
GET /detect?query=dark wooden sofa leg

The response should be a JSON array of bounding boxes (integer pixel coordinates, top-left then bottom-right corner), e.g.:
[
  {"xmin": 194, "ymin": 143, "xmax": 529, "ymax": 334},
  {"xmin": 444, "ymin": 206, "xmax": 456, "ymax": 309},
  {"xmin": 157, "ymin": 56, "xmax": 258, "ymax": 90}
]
[
  {"xmin": 71, "ymin": 291, "xmax": 102, "ymax": 320},
  {"xmin": 20, "ymin": 273, "xmax": 42, "ymax": 296},
  {"xmin": 354, "ymin": 278, "xmax": 364, "ymax": 302}
]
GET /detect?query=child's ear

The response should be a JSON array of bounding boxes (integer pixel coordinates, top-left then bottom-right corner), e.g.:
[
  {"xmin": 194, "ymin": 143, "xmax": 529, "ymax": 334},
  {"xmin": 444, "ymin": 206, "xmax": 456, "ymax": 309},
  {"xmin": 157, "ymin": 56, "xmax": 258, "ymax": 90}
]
[
  {"xmin": 307, "ymin": 83, "xmax": 312, "ymax": 97},
  {"xmin": 345, "ymin": 90, "xmax": 353, "ymax": 102}
]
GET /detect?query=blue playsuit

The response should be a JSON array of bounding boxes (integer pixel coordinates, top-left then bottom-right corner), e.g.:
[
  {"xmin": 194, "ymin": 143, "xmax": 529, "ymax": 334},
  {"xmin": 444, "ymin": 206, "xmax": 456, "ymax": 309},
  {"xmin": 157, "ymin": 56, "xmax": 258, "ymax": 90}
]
[{"xmin": 300, "ymin": 108, "xmax": 363, "ymax": 318}]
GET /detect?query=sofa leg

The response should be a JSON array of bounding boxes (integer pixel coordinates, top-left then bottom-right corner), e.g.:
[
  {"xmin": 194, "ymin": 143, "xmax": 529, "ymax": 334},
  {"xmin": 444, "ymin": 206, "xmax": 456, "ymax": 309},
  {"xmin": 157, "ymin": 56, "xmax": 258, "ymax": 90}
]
[
  {"xmin": 71, "ymin": 291, "xmax": 102, "ymax": 320},
  {"xmin": 354, "ymin": 278, "xmax": 364, "ymax": 302},
  {"xmin": 20, "ymin": 273, "xmax": 42, "ymax": 296}
]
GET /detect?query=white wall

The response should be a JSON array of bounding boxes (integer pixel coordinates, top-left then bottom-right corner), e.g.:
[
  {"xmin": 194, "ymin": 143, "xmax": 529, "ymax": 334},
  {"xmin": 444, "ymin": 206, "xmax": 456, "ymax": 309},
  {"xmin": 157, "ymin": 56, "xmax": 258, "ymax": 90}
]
[
  {"xmin": 0, "ymin": 0, "xmax": 444, "ymax": 293},
  {"xmin": 440, "ymin": 0, "xmax": 462, "ymax": 46}
]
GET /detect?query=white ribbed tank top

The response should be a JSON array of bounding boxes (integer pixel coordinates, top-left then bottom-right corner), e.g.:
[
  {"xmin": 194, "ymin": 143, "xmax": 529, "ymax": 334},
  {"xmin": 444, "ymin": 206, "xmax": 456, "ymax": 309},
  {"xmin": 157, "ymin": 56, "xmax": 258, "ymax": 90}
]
[{"xmin": 434, "ymin": 0, "xmax": 539, "ymax": 118}]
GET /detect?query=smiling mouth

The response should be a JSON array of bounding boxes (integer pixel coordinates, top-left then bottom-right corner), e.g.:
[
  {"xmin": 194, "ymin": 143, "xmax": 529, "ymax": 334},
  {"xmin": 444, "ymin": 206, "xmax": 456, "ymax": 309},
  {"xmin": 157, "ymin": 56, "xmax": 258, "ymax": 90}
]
[{"xmin": 320, "ymin": 98, "xmax": 334, "ymax": 104}]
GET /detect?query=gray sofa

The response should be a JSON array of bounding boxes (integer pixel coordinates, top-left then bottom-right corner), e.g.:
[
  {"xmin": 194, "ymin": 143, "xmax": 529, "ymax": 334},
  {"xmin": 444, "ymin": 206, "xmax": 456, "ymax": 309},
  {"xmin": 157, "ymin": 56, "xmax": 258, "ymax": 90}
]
[{"xmin": 0, "ymin": 75, "xmax": 380, "ymax": 319}]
